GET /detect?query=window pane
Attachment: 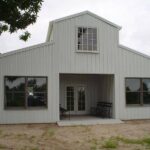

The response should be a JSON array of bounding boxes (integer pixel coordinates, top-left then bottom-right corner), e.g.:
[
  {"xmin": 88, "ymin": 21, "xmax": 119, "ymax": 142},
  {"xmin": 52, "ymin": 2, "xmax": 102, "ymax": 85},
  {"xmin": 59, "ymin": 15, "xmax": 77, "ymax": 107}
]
[
  {"xmin": 93, "ymin": 45, "xmax": 97, "ymax": 51},
  {"xmin": 83, "ymin": 34, "xmax": 87, "ymax": 39},
  {"xmin": 83, "ymin": 45, "xmax": 88, "ymax": 50},
  {"xmin": 5, "ymin": 77, "xmax": 26, "ymax": 108},
  {"xmin": 88, "ymin": 39, "xmax": 92, "ymax": 45},
  {"xmin": 88, "ymin": 28, "xmax": 93, "ymax": 34},
  {"xmin": 78, "ymin": 45, "xmax": 82, "ymax": 50},
  {"xmin": 93, "ymin": 34, "xmax": 97, "ymax": 40},
  {"xmin": 143, "ymin": 92, "xmax": 150, "ymax": 104},
  {"xmin": 5, "ymin": 77, "xmax": 25, "ymax": 91},
  {"xmin": 83, "ymin": 28, "xmax": 87, "ymax": 35},
  {"xmin": 88, "ymin": 45, "xmax": 92, "ymax": 50},
  {"xmin": 126, "ymin": 92, "xmax": 140, "ymax": 104},
  {"xmin": 27, "ymin": 78, "xmax": 47, "ymax": 92},
  {"xmin": 78, "ymin": 27, "xmax": 82, "ymax": 33},
  {"xmin": 6, "ymin": 92, "xmax": 25, "ymax": 107},
  {"xmin": 126, "ymin": 79, "xmax": 140, "ymax": 92},
  {"xmin": 27, "ymin": 77, "xmax": 47, "ymax": 107},
  {"xmin": 27, "ymin": 92, "xmax": 47, "ymax": 107},
  {"xmin": 83, "ymin": 38, "xmax": 87, "ymax": 45},
  {"xmin": 88, "ymin": 34, "xmax": 93, "ymax": 40},
  {"xmin": 143, "ymin": 79, "xmax": 150, "ymax": 92},
  {"xmin": 93, "ymin": 28, "xmax": 97, "ymax": 34},
  {"xmin": 78, "ymin": 38, "xmax": 82, "ymax": 45},
  {"xmin": 93, "ymin": 40, "xmax": 97, "ymax": 45}
]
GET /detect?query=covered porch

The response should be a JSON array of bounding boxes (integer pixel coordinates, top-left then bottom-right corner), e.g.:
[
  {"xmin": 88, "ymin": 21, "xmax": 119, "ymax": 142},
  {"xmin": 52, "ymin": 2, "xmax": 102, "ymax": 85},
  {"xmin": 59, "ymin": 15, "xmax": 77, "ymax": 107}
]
[{"xmin": 59, "ymin": 74, "xmax": 115, "ymax": 121}]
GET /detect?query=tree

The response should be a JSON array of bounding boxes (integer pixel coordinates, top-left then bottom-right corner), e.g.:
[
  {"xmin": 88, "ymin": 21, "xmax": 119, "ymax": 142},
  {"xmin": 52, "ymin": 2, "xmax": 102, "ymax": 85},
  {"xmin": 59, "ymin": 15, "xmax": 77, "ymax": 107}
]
[{"xmin": 0, "ymin": 0, "xmax": 43, "ymax": 41}]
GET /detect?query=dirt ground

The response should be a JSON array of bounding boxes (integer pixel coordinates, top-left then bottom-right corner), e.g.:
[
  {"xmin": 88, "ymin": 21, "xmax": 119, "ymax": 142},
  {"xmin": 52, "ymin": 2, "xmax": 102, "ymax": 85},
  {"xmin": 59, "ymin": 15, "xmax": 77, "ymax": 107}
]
[{"xmin": 0, "ymin": 120, "xmax": 150, "ymax": 150}]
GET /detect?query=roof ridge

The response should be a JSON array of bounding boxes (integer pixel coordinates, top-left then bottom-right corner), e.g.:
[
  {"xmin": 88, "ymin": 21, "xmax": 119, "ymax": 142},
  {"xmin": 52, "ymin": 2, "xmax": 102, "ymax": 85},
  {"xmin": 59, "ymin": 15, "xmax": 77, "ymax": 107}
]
[{"xmin": 51, "ymin": 10, "xmax": 121, "ymax": 29}]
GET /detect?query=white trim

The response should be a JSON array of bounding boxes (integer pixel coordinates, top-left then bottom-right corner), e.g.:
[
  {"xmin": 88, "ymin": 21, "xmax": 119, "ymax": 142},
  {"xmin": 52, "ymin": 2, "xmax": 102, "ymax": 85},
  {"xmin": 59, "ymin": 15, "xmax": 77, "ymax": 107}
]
[
  {"xmin": 46, "ymin": 22, "xmax": 54, "ymax": 42},
  {"xmin": 0, "ymin": 42, "xmax": 54, "ymax": 58},
  {"xmin": 119, "ymin": 44, "xmax": 150, "ymax": 59}
]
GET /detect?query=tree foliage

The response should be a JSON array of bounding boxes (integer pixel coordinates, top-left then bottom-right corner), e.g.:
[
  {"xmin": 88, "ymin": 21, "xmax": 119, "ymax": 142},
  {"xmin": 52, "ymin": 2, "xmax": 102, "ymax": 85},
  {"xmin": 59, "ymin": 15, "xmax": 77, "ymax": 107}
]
[{"xmin": 0, "ymin": 0, "xmax": 43, "ymax": 41}]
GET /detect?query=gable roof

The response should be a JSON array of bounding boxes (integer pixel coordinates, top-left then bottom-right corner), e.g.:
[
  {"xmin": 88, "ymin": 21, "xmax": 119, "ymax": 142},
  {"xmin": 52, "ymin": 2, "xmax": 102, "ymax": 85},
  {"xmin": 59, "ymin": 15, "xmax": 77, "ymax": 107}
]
[
  {"xmin": 46, "ymin": 11, "xmax": 121, "ymax": 42},
  {"xmin": 53, "ymin": 11, "xmax": 121, "ymax": 29},
  {"xmin": 1, "ymin": 11, "xmax": 150, "ymax": 60}
]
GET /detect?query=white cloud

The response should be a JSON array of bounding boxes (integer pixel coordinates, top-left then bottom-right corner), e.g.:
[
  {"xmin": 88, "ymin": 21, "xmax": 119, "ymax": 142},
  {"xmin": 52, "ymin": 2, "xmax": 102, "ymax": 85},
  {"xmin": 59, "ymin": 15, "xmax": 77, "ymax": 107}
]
[{"xmin": 0, "ymin": 0, "xmax": 150, "ymax": 55}]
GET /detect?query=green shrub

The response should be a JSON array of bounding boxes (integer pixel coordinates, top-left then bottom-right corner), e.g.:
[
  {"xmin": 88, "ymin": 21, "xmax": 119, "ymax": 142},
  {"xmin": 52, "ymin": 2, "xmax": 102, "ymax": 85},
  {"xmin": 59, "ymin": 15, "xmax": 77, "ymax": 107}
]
[{"xmin": 102, "ymin": 139, "xmax": 118, "ymax": 149}]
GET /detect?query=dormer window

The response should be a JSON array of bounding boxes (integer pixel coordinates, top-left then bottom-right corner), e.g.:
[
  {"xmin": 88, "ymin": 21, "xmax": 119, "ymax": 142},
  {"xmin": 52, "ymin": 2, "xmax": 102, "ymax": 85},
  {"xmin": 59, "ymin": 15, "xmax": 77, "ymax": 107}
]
[{"xmin": 77, "ymin": 27, "xmax": 97, "ymax": 51}]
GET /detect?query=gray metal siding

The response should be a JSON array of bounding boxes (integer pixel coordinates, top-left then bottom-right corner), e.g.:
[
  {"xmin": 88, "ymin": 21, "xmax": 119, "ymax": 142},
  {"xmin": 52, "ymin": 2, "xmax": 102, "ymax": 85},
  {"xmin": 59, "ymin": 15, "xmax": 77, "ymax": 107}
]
[
  {"xmin": 0, "ymin": 43, "xmax": 60, "ymax": 124},
  {"xmin": 0, "ymin": 13, "xmax": 150, "ymax": 123},
  {"xmin": 54, "ymin": 13, "xmax": 150, "ymax": 120}
]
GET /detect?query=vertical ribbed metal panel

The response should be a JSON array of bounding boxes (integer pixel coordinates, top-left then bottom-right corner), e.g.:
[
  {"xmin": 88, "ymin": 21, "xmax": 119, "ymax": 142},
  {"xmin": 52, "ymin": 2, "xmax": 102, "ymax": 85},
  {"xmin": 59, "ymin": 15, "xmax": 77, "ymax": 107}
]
[
  {"xmin": 0, "ymin": 13, "xmax": 150, "ymax": 124},
  {"xmin": 0, "ymin": 43, "xmax": 59, "ymax": 124},
  {"xmin": 54, "ymin": 13, "xmax": 150, "ymax": 120}
]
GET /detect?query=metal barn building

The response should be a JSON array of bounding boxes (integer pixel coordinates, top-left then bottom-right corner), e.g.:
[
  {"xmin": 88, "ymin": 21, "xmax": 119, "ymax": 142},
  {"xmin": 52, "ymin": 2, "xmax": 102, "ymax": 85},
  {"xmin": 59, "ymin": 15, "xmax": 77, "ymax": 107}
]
[{"xmin": 0, "ymin": 11, "xmax": 150, "ymax": 124}]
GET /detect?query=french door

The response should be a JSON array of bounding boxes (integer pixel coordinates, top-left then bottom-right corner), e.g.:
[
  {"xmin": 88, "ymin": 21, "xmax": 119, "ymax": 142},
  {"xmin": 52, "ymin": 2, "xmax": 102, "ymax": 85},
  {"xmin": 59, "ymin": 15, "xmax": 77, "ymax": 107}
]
[{"xmin": 66, "ymin": 85, "xmax": 86, "ymax": 114}]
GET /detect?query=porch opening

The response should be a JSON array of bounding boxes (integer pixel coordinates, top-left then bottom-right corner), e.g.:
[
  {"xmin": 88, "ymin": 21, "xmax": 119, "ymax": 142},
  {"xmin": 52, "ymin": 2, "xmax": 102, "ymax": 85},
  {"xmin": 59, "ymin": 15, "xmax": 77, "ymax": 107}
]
[{"xmin": 59, "ymin": 74, "xmax": 115, "ymax": 121}]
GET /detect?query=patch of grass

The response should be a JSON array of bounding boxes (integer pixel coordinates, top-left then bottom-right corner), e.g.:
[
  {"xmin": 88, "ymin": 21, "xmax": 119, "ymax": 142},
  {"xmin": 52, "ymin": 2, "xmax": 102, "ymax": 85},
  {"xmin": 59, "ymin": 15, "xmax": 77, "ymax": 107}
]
[
  {"xmin": 47, "ymin": 128, "xmax": 55, "ymax": 137},
  {"xmin": 116, "ymin": 136, "xmax": 150, "ymax": 146},
  {"xmin": 102, "ymin": 138, "xmax": 118, "ymax": 149},
  {"xmin": 90, "ymin": 144, "xmax": 97, "ymax": 150},
  {"xmin": 27, "ymin": 135, "xmax": 36, "ymax": 142},
  {"xmin": 2, "ymin": 133, "xmax": 11, "ymax": 138},
  {"xmin": 90, "ymin": 138, "xmax": 98, "ymax": 150},
  {"xmin": 15, "ymin": 133, "xmax": 28, "ymax": 139},
  {"xmin": 142, "ymin": 137, "xmax": 150, "ymax": 145},
  {"xmin": 116, "ymin": 136, "xmax": 143, "ymax": 145},
  {"xmin": 42, "ymin": 128, "xmax": 55, "ymax": 138}
]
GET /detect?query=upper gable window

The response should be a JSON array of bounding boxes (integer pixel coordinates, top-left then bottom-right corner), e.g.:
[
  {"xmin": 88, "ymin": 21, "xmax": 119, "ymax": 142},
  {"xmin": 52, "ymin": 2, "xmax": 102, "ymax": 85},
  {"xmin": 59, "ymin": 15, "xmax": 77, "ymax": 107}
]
[{"xmin": 77, "ymin": 27, "xmax": 97, "ymax": 52}]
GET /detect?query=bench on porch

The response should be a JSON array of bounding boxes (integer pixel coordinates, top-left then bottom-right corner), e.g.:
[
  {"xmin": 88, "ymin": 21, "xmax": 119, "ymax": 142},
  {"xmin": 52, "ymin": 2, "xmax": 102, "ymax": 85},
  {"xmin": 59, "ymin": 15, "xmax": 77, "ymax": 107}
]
[
  {"xmin": 91, "ymin": 101, "xmax": 112, "ymax": 118},
  {"xmin": 59, "ymin": 105, "xmax": 69, "ymax": 119}
]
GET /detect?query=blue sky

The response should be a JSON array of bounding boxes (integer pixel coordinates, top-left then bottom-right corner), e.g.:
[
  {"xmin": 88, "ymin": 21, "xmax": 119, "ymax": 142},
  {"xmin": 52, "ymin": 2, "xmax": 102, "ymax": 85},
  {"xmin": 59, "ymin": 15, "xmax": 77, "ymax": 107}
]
[{"xmin": 0, "ymin": 0, "xmax": 150, "ymax": 55}]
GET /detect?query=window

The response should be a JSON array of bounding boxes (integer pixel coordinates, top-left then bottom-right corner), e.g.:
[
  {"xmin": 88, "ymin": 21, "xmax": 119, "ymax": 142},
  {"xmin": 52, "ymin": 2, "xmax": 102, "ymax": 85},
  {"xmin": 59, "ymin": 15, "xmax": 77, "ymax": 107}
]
[
  {"xmin": 5, "ymin": 76, "xmax": 47, "ymax": 109},
  {"xmin": 126, "ymin": 78, "xmax": 150, "ymax": 105},
  {"xmin": 143, "ymin": 79, "xmax": 150, "ymax": 104},
  {"xmin": 77, "ymin": 27, "xmax": 97, "ymax": 51}
]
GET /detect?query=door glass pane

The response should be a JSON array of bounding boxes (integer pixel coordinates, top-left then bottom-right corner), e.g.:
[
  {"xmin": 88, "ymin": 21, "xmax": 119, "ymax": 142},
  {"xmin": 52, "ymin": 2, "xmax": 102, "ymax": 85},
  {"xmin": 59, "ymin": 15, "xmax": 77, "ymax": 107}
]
[
  {"xmin": 78, "ymin": 87, "xmax": 85, "ymax": 111},
  {"xmin": 66, "ymin": 87, "xmax": 74, "ymax": 111}
]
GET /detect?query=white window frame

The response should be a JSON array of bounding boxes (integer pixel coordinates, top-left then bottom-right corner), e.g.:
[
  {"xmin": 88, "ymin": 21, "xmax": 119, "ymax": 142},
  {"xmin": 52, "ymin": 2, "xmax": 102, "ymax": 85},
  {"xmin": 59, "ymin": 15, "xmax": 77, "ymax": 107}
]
[{"xmin": 75, "ymin": 26, "xmax": 99, "ymax": 53}]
